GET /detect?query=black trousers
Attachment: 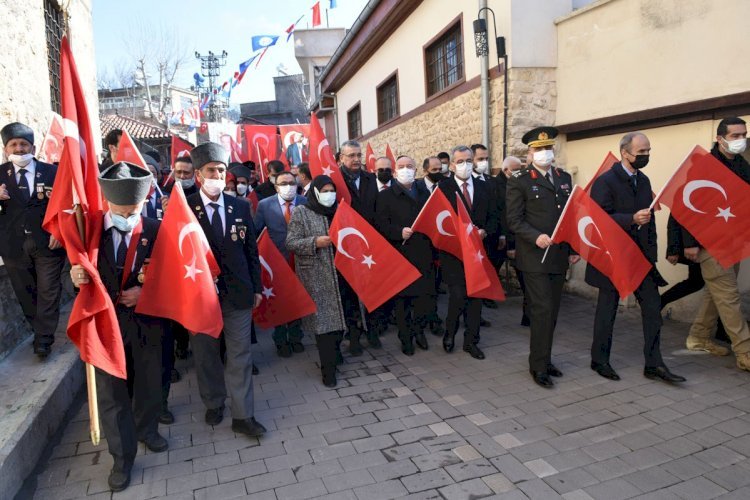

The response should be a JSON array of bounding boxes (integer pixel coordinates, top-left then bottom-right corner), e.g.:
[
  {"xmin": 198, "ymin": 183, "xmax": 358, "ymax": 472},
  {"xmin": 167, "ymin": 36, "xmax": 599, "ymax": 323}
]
[
  {"xmin": 161, "ymin": 322, "xmax": 175, "ymax": 408},
  {"xmin": 524, "ymin": 272, "xmax": 565, "ymax": 372},
  {"xmin": 338, "ymin": 273, "xmax": 362, "ymax": 333},
  {"xmin": 3, "ymin": 236, "xmax": 65, "ymax": 344},
  {"xmin": 592, "ymin": 274, "xmax": 664, "ymax": 368},
  {"xmin": 515, "ymin": 268, "xmax": 530, "ymax": 322},
  {"xmin": 660, "ymin": 263, "xmax": 704, "ymax": 309},
  {"xmin": 315, "ymin": 331, "xmax": 341, "ymax": 379},
  {"xmin": 395, "ymin": 295, "xmax": 430, "ymax": 343},
  {"xmin": 97, "ymin": 312, "xmax": 163, "ymax": 472},
  {"xmin": 445, "ymin": 283, "xmax": 482, "ymax": 348}
]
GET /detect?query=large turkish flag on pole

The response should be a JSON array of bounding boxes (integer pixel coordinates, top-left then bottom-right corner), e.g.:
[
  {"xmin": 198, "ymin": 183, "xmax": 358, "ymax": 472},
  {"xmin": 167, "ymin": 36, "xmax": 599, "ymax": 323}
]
[
  {"xmin": 455, "ymin": 194, "xmax": 505, "ymax": 301},
  {"xmin": 584, "ymin": 152, "xmax": 618, "ymax": 193},
  {"xmin": 411, "ymin": 187, "xmax": 462, "ymax": 258},
  {"xmin": 43, "ymin": 37, "xmax": 126, "ymax": 378},
  {"xmin": 135, "ymin": 183, "xmax": 223, "ymax": 337},
  {"xmin": 308, "ymin": 113, "xmax": 351, "ymax": 204},
  {"xmin": 552, "ymin": 185, "xmax": 651, "ymax": 298},
  {"xmin": 652, "ymin": 145, "xmax": 750, "ymax": 267},
  {"xmin": 329, "ymin": 201, "xmax": 420, "ymax": 311},
  {"xmin": 253, "ymin": 229, "xmax": 317, "ymax": 328}
]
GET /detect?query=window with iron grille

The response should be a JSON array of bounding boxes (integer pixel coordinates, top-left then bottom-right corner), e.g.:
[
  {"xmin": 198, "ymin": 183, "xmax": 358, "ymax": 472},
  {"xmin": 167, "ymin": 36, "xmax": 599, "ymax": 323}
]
[
  {"xmin": 376, "ymin": 74, "xmax": 399, "ymax": 125},
  {"xmin": 347, "ymin": 103, "xmax": 361, "ymax": 139},
  {"xmin": 44, "ymin": 0, "xmax": 65, "ymax": 113},
  {"xmin": 425, "ymin": 22, "xmax": 464, "ymax": 98}
]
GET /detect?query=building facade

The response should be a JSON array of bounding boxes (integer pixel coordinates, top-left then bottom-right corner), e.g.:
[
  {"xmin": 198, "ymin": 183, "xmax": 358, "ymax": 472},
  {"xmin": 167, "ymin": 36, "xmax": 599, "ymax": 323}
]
[{"xmin": 239, "ymin": 74, "xmax": 310, "ymax": 125}]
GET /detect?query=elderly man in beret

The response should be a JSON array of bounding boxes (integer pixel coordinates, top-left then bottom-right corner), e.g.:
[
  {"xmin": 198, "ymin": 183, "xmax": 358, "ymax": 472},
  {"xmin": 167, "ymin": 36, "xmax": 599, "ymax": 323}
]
[
  {"xmin": 0, "ymin": 122, "xmax": 66, "ymax": 358},
  {"xmin": 70, "ymin": 162, "xmax": 168, "ymax": 492},
  {"xmin": 188, "ymin": 142, "xmax": 266, "ymax": 438}
]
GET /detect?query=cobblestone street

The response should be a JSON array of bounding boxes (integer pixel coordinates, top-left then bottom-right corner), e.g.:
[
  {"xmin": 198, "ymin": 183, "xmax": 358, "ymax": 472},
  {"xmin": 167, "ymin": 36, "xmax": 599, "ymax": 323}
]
[{"xmin": 26, "ymin": 293, "xmax": 750, "ymax": 500}]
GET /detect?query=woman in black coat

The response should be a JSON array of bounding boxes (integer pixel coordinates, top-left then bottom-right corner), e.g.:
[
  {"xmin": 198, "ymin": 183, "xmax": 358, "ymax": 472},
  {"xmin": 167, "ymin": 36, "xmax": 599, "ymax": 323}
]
[{"xmin": 374, "ymin": 156, "xmax": 434, "ymax": 355}]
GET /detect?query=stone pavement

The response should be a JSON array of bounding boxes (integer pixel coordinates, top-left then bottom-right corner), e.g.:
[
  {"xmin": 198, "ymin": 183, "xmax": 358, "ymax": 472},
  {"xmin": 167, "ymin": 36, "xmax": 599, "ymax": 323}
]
[{"xmin": 24, "ymin": 293, "xmax": 750, "ymax": 500}]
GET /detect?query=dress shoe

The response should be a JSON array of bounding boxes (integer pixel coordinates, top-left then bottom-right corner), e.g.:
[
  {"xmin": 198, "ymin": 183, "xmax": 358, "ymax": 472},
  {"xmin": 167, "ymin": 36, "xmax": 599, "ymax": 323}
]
[
  {"xmin": 34, "ymin": 343, "xmax": 51, "ymax": 359},
  {"xmin": 530, "ymin": 371, "xmax": 554, "ymax": 388},
  {"xmin": 322, "ymin": 371, "xmax": 337, "ymax": 388},
  {"xmin": 158, "ymin": 408, "xmax": 175, "ymax": 425},
  {"xmin": 547, "ymin": 364, "xmax": 563, "ymax": 378},
  {"xmin": 520, "ymin": 315, "xmax": 530, "ymax": 327},
  {"xmin": 401, "ymin": 340, "xmax": 415, "ymax": 356},
  {"xmin": 479, "ymin": 317, "xmax": 492, "ymax": 327},
  {"xmin": 205, "ymin": 406, "xmax": 224, "ymax": 425},
  {"xmin": 232, "ymin": 417, "xmax": 267, "ymax": 437},
  {"xmin": 644, "ymin": 366, "xmax": 686, "ymax": 383},
  {"xmin": 291, "ymin": 342, "xmax": 305, "ymax": 353},
  {"xmin": 442, "ymin": 333, "xmax": 456, "ymax": 353},
  {"xmin": 140, "ymin": 433, "xmax": 168, "ymax": 452},
  {"xmin": 366, "ymin": 331, "xmax": 382, "ymax": 348},
  {"xmin": 483, "ymin": 299, "xmax": 499, "ymax": 309},
  {"xmin": 252, "ymin": 363, "xmax": 259, "ymax": 375},
  {"xmin": 108, "ymin": 466, "xmax": 132, "ymax": 492},
  {"xmin": 277, "ymin": 343, "xmax": 292, "ymax": 358},
  {"xmin": 170, "ymin": 368, "xmax": 181, "ymax": 383},
  {"xmin": 415, "ymin": 332, "xmax": 429, "ymax": 350},
  {"xmin": 591, "ymin": 362, "xmax": 620, "ymax": 381},
  {"xmin": 464, "ymin": 345, "xmax": 485, "ymax": 360}
]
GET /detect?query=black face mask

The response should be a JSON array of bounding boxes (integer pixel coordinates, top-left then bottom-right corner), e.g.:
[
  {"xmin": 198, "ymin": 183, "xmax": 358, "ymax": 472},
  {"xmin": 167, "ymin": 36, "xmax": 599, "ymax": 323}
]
[
  {"xmin": 376, "ymin": 169, "xmax": 392, "ymax": 184},
  {"xmin": 427, "ymin": 172, "xmax": 444, "ymax": 183},
  {"xmin": 631, "ymin": 154, "xmax": 650, "ymax": 169}
]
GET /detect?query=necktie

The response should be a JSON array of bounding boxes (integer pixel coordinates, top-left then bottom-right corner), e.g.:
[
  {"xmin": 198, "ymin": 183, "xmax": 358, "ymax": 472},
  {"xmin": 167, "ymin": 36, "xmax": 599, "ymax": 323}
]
[
  {"xmin": 546, "ymin": 171, "xmax": 554, "ymax": 189},
  {"xmin": 462, "ymin": 182, "xmax": 472, "ymax": 210},
  {"xmin": 114, "ymin": 228, "xmax": 128, "ymax": 282},
  {"xmin": 629, "ymin": 175, "xmax": 637, "ymax": 193},
  {"xmin": 209, "ymin": 202, "xmax": 223, "ymax": 239},
  {"xmin": 284, "ymin": 201, "xmax": 292, "ymax": 224},
  {"xmin": 380, "ymin": 184, "xmax": 388, "ymax": 191},
  {"xmin": 17, "ymin": 168, "xmax": 30, "ymax": 202},
  {"xmin": 431, "ymin": 183, "xmax": 436, "ymax": 192}
]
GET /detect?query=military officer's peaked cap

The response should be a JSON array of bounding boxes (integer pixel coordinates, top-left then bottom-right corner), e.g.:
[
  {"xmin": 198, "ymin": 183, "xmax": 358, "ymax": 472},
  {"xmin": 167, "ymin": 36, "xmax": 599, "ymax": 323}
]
[
  {"xmin": 190, "ymin": 142, "xmax": 229, "ymax": 170},
  {"xmin": 1, "ymin": 122, "xmax": 34, "ymax": 146},
  {"xmin": 99, "ymin": 161, "xmax": 153, "ymax": 205},
  {"xmin": 522, "ymin": 126, "xmax": 559, "ymax": 148}
]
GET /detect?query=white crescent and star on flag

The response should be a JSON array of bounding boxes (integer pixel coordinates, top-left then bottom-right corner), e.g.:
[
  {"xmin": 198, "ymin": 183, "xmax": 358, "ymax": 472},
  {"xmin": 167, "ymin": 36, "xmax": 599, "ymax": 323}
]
[
  {"xmin": 259, "ymin": 256, "xmax": 275, "ymax": 299},
  {"xmin": 577, "ymin": 216, "xmax": 611, "ymax": 256},
  {"xmin": 682, "ymin": 179, "xmax": 735, "ymax": 222},
  {"xmin": 178, "ymin": 222, "xmax": 211, "ymax": 281},
  {"xmin": 436, "ymin": 210, "xmax": 454, "ymax": 237},
  {"xmin": 337, "ymin": 227, "xmax": 375, "ymax": 269}
]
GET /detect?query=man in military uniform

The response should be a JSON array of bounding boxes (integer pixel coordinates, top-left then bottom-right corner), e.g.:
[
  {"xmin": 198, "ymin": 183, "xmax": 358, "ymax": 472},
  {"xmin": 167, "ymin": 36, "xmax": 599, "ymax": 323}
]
[
  {"xmin": 70, "ymin": 162, "xmax": 168, "ymax": 492},
  {"xmin": 506, "ymin": 127, "xmax": 580, "ymax": 388},
  {"xmin": 0, "ymin": 122, "xmax": 66, "ymax": 358}
]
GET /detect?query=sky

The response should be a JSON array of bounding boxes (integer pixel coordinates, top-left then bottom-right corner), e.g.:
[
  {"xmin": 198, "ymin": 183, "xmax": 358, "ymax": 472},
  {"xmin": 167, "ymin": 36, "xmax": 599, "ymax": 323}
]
[{"xmin": 92, "ymin": 0, "xmax": 368, "ymax": 106}]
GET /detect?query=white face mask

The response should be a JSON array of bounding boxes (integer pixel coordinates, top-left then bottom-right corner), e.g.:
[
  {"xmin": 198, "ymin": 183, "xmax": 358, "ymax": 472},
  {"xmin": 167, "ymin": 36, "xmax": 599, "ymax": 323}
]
[
  {"xmin": 454, "ymin": 162, "xmax": 473, "ymax": 180},
  {"xmin": 9, "ymin": 153, "xmax": 33, "ymax": 167},
  {"xmin": 532, "ymin": 150, "xmax": 554, "ymax": 168},
  {"xmin": 224, "ymin": 190, "xmax": 237, "ymax": 197},
  {"xmin": 201, "ymin": 177, "xmax": 226, "ymax": 197},
  {"xmin": 236, "ymin": 183, "xmax": 248, "ymax": 195},
  {"xmin": 395, "ymin": 168, "xmax": 416, "ymax": 185},
  {"xmin": 278, "ymin": 184, "xmax": 297, "ymax": 201},
  {"xmin": 475, "ymin": 160, "xmax": 489, "ymax": 175},
  {"xmin": 440, "ymin": 162, "xmax": 449, "ymax": 173},
  {"xmin": 315, "ymin": 187, "xmax": 337, "ymax": 207},
  {"xmin": 179, "ymin": 178, "xmax": 195, "ymax": 189},
  {"xmin": 723, "ymin": 137, "xmax": 747, "ymax": 155}
]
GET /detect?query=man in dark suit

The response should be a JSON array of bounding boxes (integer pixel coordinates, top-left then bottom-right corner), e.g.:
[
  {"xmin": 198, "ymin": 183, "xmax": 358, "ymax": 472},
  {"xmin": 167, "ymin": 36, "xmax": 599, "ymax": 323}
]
[
  {"xmin": 375, "ymin": 155, "xmax": 433, "ymax": 355},
  {"xmin": 99, "ymin": 128, "xmax": 122, "ymax": 172},
  {"xmin": 500, "ymin": 156, "xmax": 530, "ymax": 326},
  {"xmin": 70, "ymin": 162, "xmax": 167, "ymax": 492},
  {"xmin": 0, "ymin": 122, "xmax": 66, "ymax": 358},
  {"xmin": 142, "ymin": 154, "xmax": 164, "ymax": 220},
  {"xmin": 586, "ymin": 132, "xmax": 685, "ymax": 383},
  {"xmin": 438, "ymin": 145, "xmax": 498, "ymax": 360},
  {"xmin": 506, "ymin": 127, "xmax": 579, "ymax": 388},
  {"xmin": 254, "ymin": 171, "xmax": 307, "ymax": 357},
  {"xmin": 187, "ymin": 142, "xmax": 266, "ymax": 438},
  {"xmin": 255, "ymin": 160, "xmax": 285, "ymax": 201}
]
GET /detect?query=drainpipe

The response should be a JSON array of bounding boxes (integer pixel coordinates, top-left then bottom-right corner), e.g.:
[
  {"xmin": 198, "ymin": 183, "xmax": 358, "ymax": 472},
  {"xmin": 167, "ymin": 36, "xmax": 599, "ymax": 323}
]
[{"xmin": 479, "ymin": 0, "xmax": 490, "ymax": 154}]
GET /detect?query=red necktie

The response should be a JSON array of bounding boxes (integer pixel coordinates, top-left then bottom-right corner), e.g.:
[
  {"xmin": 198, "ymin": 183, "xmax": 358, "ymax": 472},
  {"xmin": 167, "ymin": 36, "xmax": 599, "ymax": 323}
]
[
  {"xmin": 284, "ymin": 201, "xmax": 292, "ymax": 224},
  {"xmin": 462, "ymin": 182, "xmax": 472, "ymax": 210}
]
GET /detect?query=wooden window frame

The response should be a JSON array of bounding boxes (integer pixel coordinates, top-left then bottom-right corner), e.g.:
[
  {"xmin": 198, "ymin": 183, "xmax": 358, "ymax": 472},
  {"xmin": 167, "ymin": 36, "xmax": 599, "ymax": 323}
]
[
  {"xmin": 347, "ymin": 101, "xmax": 362, "ymax": 140},
  {"xmin": 423, "ymin": 15, "xmax": 465, "ymax": 101},
  {"xmin": 376, "ymin": 70, "xmax": 400, "ymax": 126},
  {"xmin": 44, "ymin": 0, "xmax": 65, "ymax": 114}
]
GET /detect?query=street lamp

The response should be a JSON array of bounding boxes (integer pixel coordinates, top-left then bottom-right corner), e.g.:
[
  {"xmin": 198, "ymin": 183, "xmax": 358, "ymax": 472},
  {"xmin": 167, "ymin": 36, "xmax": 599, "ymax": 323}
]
[{"xmin": 473, "ymin": 7, "xmax": 509, "ymax": 159}]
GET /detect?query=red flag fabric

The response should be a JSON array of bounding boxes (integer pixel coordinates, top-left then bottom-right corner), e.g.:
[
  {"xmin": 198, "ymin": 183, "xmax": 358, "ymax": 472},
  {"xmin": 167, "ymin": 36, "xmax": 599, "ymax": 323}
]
[
  {"xmin": 247, "ymin": 190, "xmax": 260, "ymax": 213},
  {"xmin": 171, "ymin": 135, "xmax": 194, "ymax": 167},
  {"xmin": 242, "ymin": 124, "xmax": 277, "ymax": 177},
  {"xmin": 115, "ymin": 129, "xmax": 148, "ymax": 170},
  {"xmin": 329, "ymin": 201, "xmax": 420, "ymax": 311},
  {"xmin": 43, "ymin": 37, "xmax": 126, "ymax": 379},
  {"xmin": 311, "ymin": 1, "xmax": 322, "ymax": 27},
  {"xmin": 40, "ymin": 112, "xmax": 65, "ymax": 164},
  {"xmin": 308, "ymin": 113, "xmax": 351, "ymax": 204},
  {"xmin": 455, "ymin": 194, "xmax": 505, "ymax": 301},
  {"xmin": 411, "ymin": 188, "xmax": 462, "ymax": 258},
  {"xmin": 653, "ymin": 145, "xmax": 750, "ymax": 267},
  {"xmin": 385, "ymin": 143, "xmax": 397, "ymax": 168},
  {"xmin": 365, "ymin": 143, "xmax": 377, "ymax": 173},
  {"xmin": 552, "ymin": 185, "xmax": 651, "ymax": 298},
  {"xmin": 135, "ymin": 183, "xmax": 223, "ymax": 336},
  {"xmin": 585, "ymin": 152, "xmax": 618, "ymax": 193},
  {"xmin": 253, "ymin": 229, "xmax": 317, "ymax": 328}
]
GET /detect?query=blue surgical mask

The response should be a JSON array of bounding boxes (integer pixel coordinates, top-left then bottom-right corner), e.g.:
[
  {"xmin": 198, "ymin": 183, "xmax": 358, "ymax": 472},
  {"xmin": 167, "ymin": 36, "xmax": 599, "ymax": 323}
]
[{"xmin": 112, "ymin": 213, "xmax": 139, "ymax": 232}]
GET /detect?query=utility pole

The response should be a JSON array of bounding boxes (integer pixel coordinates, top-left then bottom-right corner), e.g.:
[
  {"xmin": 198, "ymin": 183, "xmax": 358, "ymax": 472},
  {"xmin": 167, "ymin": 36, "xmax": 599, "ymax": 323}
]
[{"xmin": 195, "ymin": 50, "xmax": 228, "ymax": 122}]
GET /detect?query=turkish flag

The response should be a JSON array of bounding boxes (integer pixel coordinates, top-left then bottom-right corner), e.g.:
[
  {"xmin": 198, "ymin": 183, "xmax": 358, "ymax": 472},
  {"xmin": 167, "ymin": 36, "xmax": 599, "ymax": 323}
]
[
  {"xmin": 552, "ymin": 185, "xmax": 651, "ymax": 298},
  {"xmin": 247, "ymin": 190, "xmax": 259, "ymax": 213},
  {"xmin": 40, "ymin": 112, "xmax": 65, "ymax": 164},
  {"xmin": 329, "ymin": 201, "xmax": 420, "ymax": 311},
  {"xmin": 135, "ymin": 182, "xmax": 223, "ymax": 337},
  {"xmin": 411, "ymin": 187, "xmax": 462, "ymax": 258},
  {"xmin": 43, "ymin": 37, "xmax": 126, "ymax": 379},
  {"xmin": 584, "ymin": 152, "xmax": 618, "ymax": 193},
  {"xmin": 253, "ymin": 229, "xmax": 317, "ymax": 328},
  {"xmin": 653, "ymin": 145, "xmax": 750, "ymax": 267},
  {"xmin": 115, "ymin": 129, "xmax": 148, "ymax": 169},
  {"xmin": 171, "ymin": 135, "xmax": 194, "ymax": 167},
  {"xmin": 308, "ymin": 113, "xmax": 351, "ymax": 204},
  {"xmin": 365, "ymin": 143, "xmax": 377, "ymax": 173},
  {"xmin": 242, "ymin": 125, "xmax": 277, "ymax": 173},
  {"xmin": 311, "ymin": 1, "xmax": 322, "ymax": 27},
  {"xmin": 385, "ymin": 143, "xmax": 397, "ymax": 168},
  {"xmin": 455, "ymin": 194, "xmax": 505, "ymax": 301}
]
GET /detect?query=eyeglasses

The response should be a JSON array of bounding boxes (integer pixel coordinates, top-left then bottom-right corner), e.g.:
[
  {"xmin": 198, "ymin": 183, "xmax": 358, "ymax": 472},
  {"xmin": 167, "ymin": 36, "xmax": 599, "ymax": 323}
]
[
  {"xmin": 276, "ymin": 182, "xmax": 296, "ymax": 187},
  {"xmin": 343, "ymin": 153, "xmax": 363, "ymax": 159}
]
